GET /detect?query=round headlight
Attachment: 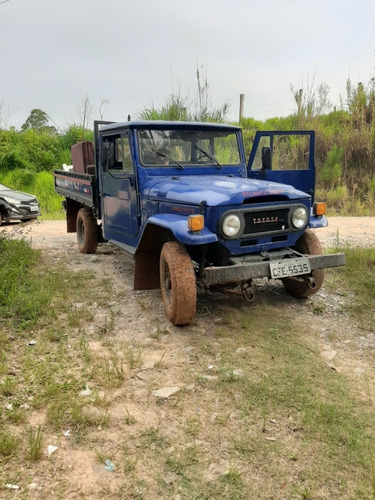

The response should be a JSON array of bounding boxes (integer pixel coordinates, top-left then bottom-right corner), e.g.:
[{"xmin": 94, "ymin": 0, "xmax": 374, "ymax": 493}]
[
  {"xmin": 292, "ymin": 206, "xmax": 308, "ymax": 229},
  {"xmin": 222, "ymin": 214, "xmax": 241, "ymax": 237}
]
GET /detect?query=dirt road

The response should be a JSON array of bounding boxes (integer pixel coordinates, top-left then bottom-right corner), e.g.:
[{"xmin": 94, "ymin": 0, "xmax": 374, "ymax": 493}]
[
  {"xmin": 1, "ymin": 217, "xmax": 375, "ymax": 379},
  {"xmin": 2, "ymin": 217, "xmax": 375, "ymax": 251},
  {"xmin": 1, "ymin": 217, "xmax": 375, "ymax": 497}
]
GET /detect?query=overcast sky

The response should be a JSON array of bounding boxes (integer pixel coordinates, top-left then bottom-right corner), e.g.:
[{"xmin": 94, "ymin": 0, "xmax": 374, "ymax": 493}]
[{"xmin": 0, "ymin": 0, "xmax": 374, "ymax": 130}]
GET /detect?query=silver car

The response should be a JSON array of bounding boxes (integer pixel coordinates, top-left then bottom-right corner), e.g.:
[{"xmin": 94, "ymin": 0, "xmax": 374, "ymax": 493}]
[{"xmin": 0, "ymin": 183, "xmax": 41, "ymax": 224}]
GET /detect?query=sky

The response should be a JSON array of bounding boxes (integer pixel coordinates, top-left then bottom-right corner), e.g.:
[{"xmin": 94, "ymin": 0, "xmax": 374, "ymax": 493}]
[{"xmin": 0, "ymin": 0, "xmax": 374, "ymax": 130}]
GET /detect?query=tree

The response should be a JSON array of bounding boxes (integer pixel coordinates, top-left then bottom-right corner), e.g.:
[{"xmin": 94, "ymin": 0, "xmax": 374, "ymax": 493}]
[
  {"xmin": 21, "ymin": 109, "xmax": 56, "ymax": 133},
  {"xmin": 77, "ymin": 95, "xmax": 93, "ymax": 140}
]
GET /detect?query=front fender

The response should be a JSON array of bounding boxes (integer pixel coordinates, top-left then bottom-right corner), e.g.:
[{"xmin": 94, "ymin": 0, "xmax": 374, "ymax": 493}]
[
  {"xmin": 146, "ymin": 214, "xmax": 218, "ymax": 245},
  {"xmin": 309, "ymin": 214, "xmax": 328, "ymax": 229}
]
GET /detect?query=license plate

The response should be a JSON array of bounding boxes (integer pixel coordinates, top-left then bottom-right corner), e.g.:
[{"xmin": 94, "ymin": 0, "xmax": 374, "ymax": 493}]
[
  {"xmin": 30, "ymin": 206, "xmax": 39, "ymax": 212},
  {"xmin": 269, "ymin": 258, "xmax": 311, "ymax": 279}
]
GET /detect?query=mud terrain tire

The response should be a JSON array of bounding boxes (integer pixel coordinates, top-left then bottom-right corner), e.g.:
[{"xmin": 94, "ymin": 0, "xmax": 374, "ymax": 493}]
[
  {"xmin": 76, "ymin": 207, "xmax": 98, "ymax": 254},
  {"xmin": 160, "ymin": 241, "xmax": 196, "ymax": 325},
  {"xmin": 282, "ymin": 229, "xmax": 325, "ymax": 298}
]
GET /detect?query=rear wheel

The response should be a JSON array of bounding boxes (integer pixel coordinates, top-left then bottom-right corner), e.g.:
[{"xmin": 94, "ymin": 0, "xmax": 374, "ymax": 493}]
[
  {"xmin": 282, "ymin": 229, "xmax": 325, "ymax": 298},
  {"xmin": 0, "ymin": 212, "xmax": 3, "ymax": 226},
  {"xmin": 160, "ymin": 241, "xmax": 197, "ymax": 325},
  {"xmin": 76, "ymin": 207, "xmax": 98, "ymax": 254}
]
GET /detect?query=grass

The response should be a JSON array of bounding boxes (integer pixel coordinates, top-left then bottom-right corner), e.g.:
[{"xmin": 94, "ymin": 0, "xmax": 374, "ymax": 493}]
[
  {"xmin": 26, "ymin": 425, "xmax": 43, "ymax": 461},
  {"xmin": 0, "ymin": 233, "xmax": 375, "ymax": 498},
  {"xmin": 325, "ymin": 245, "xmax": 375, "ymax": 328}
]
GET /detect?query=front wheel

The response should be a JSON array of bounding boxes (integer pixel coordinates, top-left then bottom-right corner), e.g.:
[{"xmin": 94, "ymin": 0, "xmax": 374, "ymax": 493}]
[
  {"xmin": 282, "ymin": 229, "xmax": 325, "ymax": 298},
  {"xmin": 160, "ymin": 242, "xmax": 197, "ymax": 325},
  {"xmin": 76, "ymin": 207, "xmax": 98, "ymax": 254}
]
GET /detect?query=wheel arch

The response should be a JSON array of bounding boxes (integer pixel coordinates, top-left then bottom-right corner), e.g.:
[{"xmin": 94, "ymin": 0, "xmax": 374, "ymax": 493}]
[{"xmin": 0, "ymin": 201, "xmax": 9, "ymax": 223}]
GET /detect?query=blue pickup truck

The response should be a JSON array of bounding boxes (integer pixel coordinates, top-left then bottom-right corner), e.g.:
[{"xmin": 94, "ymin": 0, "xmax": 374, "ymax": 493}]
[{"xmin": 54, "ymin": 120, "xmax": 345, "ymax": 325}]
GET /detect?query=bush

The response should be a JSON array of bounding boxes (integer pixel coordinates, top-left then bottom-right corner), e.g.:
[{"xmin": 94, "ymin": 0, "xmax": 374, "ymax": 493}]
[{"xmin": 320, "ymin": 145, "xmax": 343, "ymax": 188}]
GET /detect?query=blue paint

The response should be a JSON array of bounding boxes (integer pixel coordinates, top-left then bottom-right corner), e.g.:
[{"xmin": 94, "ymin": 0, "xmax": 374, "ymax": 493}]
[{"xmin": 55, "ymin": 121, "xmax": 327, "ymax": 255}]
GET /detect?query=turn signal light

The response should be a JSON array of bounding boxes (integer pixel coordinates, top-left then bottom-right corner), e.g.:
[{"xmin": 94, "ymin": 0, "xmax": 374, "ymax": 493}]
[
  {"xmin": 314, "ymin": 202, "xmax": 327, "ymax": 216},
  {"xmin": 188, "ymin": 214, "xmax": 204, "ymax": 232}
]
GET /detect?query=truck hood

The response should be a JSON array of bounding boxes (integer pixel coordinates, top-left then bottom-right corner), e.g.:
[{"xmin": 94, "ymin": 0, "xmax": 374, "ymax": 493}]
[{"xmin": 145, "ymin": 175, "xmax": 309, "ymax": 206}]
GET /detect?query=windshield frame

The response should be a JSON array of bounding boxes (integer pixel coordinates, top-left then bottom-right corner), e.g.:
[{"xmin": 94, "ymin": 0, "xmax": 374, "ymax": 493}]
[{"xmin": 137, "ymin": 127, "xmax": 242, "ymax": 169}]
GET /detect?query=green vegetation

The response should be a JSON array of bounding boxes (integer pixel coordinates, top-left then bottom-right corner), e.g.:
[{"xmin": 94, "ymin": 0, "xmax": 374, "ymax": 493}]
[
  {"xmin": 326, "ymin": 245, "xmax": 375, "ymax": 329},
  {"xmin": 0, "ymin": 123, "xmax": 93, "ymax": 219},
  {"xmin": 0, "ymin": 232, "xmax": 375, "ymax": 497},
  {"xmin": 0, "ymin": 76, "xmax": 374, "ymax": 217}
]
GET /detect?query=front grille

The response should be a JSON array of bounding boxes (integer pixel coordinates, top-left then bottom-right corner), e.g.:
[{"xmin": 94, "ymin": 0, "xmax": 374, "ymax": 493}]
[
  {"xmin": 18, "ymin": 201, "xmax": 39, "ymax": 215},
  {"xmin": 243, "ymin": 208, "xmax": 289, "ymax": 236},
  {"xmin": 219, "ymin": 204, "xmax": 309, "ymax": 240}
]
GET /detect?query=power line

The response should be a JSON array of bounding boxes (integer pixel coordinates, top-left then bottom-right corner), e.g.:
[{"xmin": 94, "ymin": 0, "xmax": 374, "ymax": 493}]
[{"xmin": 0, "ymin": 0, "xmax": 10, "ymax": 4}]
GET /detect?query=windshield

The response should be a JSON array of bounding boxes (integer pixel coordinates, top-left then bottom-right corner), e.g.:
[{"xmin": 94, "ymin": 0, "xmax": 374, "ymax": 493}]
[{"xmin": 137, "ymin": 129, "xmax": 240, "ymax": 167}]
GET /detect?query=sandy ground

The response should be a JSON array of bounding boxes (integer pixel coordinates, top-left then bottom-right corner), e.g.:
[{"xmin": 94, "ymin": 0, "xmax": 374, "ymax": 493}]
[{"xmin": 1, "ymin": 216, "xmax": 375, "ymax": 250}]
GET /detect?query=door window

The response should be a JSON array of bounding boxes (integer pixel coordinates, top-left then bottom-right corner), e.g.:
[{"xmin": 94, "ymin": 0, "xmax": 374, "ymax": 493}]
[{"xmin": 116, "ymin": 136, "xmax": 133, "ymax": 172}]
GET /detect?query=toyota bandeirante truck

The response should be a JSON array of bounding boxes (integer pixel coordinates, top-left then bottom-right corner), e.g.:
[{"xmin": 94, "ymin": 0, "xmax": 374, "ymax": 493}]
[{"xmin": 54, "ymin": 120, "xmax": 345, "ymax": 325}]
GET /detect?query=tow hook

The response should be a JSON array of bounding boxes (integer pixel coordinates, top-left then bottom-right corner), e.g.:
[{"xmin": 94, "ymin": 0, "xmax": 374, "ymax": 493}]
[
  {"xmin": 242, "ymin": 284, "xmax": 255, "ymax": 302},
  {"xmin": 307, "ymin": 277, "xmax": 317, "ymax": 289}
]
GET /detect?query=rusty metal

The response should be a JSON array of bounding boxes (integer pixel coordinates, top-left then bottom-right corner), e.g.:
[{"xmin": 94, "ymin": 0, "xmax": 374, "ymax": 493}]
[
  {"xmin": 242, "ymin": 284, "xmax": 255, "ymax": 302},
  {"xmin": 307, "ymin": 277, "xmax": 317, "ymax": 289},
  {"xmin": 201, "ymin": 252, "xmax": 346, "ymax": 287}
]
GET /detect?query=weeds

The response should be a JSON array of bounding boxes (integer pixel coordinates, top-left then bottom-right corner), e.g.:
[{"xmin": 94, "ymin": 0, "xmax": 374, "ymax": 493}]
[
  {"xmin": 126, "ymin": 346, "xmax": 143, "ymax": 370},
  {"xmin": 26, "ymin": 425, "xmax": 43, "ymax": 461},
  {"xmin": 102, "ymin": 356, "xmax": 125, "ymax": 386},
  {"xmin": 0, "ymin": 376, "xmax": 16, "ymax": 396},
  {"xmin": 326, "ymin": 246, "xmax": 375, "ymax": 327},
  {"xmin": 0, "ymin": 430, "xmax": 19, "ymax": 457},
  {"xmin": 94, "ymin": 447, "xmax": 119, "ymax": 464},
  {"xmin": 154, "ymin": 351, "xmax": 166, "ymax": 369},
  {"xmin": 124, "ymin": 407, "xmax": 136, "ymax": 425},
  {"xmin": 123, "ymin": 456, "xmax": 139, "ymax": 474}
]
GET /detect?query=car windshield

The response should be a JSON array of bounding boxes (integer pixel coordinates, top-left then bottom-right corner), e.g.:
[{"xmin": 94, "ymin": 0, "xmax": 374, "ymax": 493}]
[{"xmin": 138, "ymin": 129, "xmax": 240, "ymax": 167}]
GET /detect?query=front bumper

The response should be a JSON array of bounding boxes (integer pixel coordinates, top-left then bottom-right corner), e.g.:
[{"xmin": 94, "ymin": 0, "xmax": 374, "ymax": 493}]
[
  {"xmin": 201, "ymin": 250, "xmax": 346, "ymax": 286},
  {"xmin": 3, "ymin": 204, "xmax": 41, "ymax": 221}
]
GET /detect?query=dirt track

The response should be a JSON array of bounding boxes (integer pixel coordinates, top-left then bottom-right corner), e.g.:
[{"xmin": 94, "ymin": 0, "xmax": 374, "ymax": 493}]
[
  {"xmin": 1, "ymin": 217, "xmax": 375, "ymax": 497},
  {"xmin": 2, "ymin": 217, "xmax": 375, "ymax": 251},
  {"xmin": 1, "ymin": 217, "xmax": 375, "ymax": 379}
]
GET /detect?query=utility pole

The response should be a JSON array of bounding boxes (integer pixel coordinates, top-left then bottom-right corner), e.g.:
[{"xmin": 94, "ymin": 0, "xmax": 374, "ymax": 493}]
[{"xmin": 239, "ymin": 94, "xmax": 245, "ymax": 123}]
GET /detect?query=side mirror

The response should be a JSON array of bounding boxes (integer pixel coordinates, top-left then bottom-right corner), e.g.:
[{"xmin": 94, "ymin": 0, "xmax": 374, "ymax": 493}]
[
  {"xmin": 261, "ymin": 147, "xmax": 271, "ymax": 169},
  {"xmin": 102, "ymin": 141, "xmax": 114, "ymax": 169},
  {"xmin": 261, "ymin": 146, "xmax": 271, "ymax": 177}
]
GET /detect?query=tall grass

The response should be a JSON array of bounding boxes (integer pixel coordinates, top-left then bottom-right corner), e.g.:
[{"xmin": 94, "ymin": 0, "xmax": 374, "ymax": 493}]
[
  {"xmin": 326, "ymin": 246, "xmax": 375, "ymax": 327},
  {"xmin": 0, "ymin": 75, "xmax": 374, "ymax": 217},
  {"xmin": 0, "ymin": 125, "xmax": 92, "ymax": 218},
  {"xmin": 0, "ymin": 237, "xmax": 53, "ymax": 327}
]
